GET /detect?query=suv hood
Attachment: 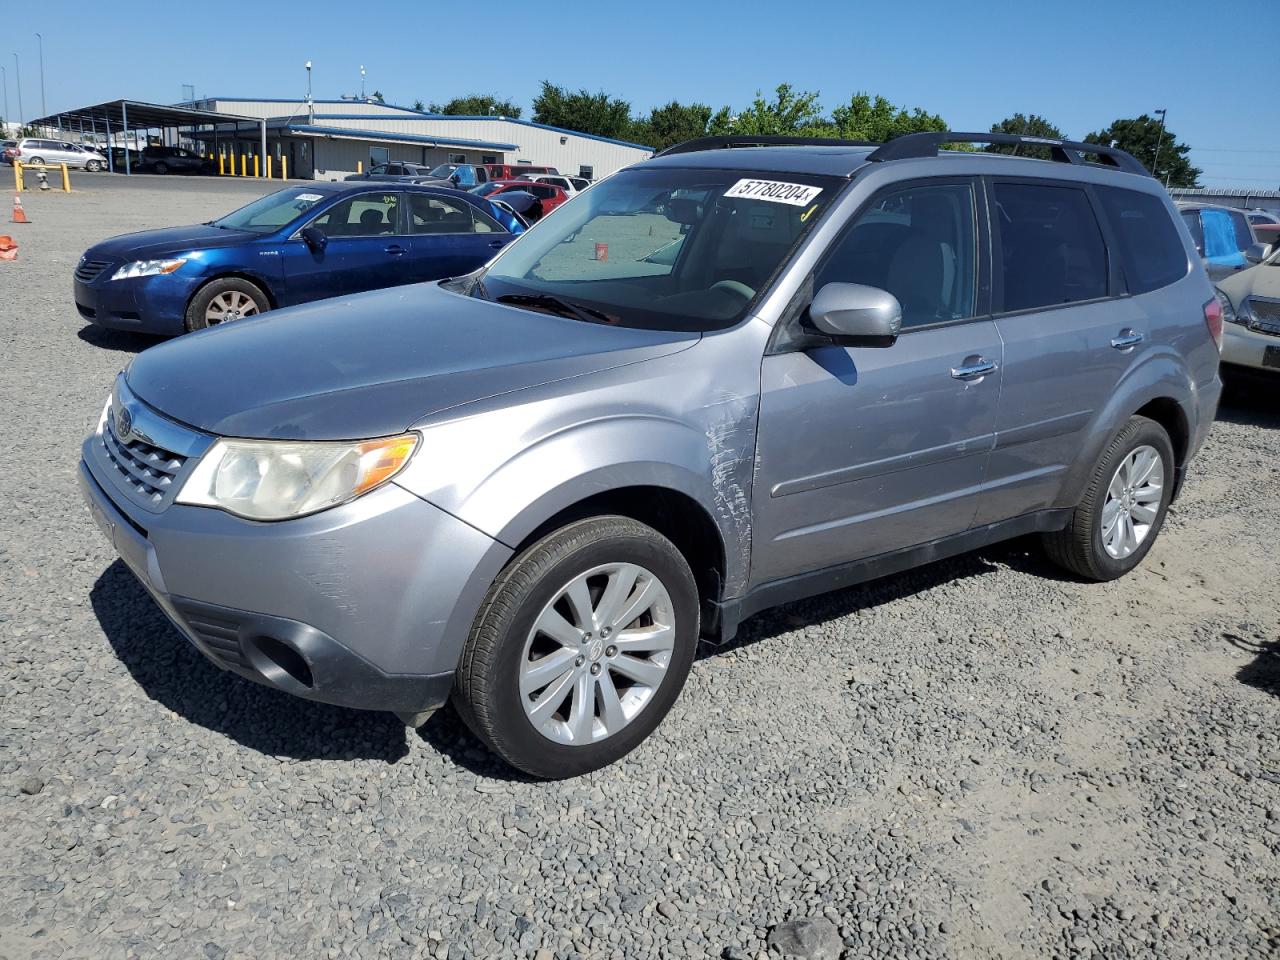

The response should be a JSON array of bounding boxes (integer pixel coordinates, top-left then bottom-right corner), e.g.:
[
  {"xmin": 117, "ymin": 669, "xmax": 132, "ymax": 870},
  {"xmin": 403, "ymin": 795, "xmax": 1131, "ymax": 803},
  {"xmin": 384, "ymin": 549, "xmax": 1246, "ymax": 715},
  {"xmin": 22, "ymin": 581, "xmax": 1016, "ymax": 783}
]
[
  {"xmin": 125, "ymin": 282, "xmax": 698, "ymax": 440},
  {"xmin": 88, "ymin": 224, "xmax": 256, "ymax": 260}
]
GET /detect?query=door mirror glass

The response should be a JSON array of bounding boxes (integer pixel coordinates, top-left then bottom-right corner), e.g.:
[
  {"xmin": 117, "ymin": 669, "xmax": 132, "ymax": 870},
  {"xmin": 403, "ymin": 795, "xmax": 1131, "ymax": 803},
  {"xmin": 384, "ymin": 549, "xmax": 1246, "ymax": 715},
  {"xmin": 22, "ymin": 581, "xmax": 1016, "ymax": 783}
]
[
  {"xmin": 808, "ymin": 282, "xmax": 902, "ymax": 346},
  {"xmin": 301, "ymin": 225, "xmax": 328, "ymax": 252}
]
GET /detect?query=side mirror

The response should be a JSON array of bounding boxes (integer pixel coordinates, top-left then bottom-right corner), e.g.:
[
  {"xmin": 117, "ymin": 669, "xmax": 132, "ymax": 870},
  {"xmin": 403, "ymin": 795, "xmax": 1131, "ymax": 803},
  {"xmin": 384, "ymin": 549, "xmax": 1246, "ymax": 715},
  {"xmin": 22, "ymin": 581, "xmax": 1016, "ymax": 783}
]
[
  {"xmin": 1245, "ymin": 242, "xmax": 1269, "ymax": 265},
  {"xmin": 301, "ymin": 225, "xmax": 328, "ymax": 252},
  {"xmin": 449, "ymin": 173, "xmax": 460, "ymax": 184},
  {"xmin": 807, "ymin": 282, "xmax": 902, "ymax": 346}
]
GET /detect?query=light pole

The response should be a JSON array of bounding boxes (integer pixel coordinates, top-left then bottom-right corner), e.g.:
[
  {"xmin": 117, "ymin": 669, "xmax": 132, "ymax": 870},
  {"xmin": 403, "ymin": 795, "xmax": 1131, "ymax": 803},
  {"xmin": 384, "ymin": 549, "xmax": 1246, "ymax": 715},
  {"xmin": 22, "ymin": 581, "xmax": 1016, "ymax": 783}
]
[
  {"xmin": 1152, "ymin": 108, "xmax": 1168, "ymax": 184},
  {"xmin": 1, "ymin": 65, "xmax": 8, "ymax": 136},
  {"xmin": 11, "ymin": 53, "xmax": 22, "ymax": 130},
  {"xmin": 35, "ymin": 32, "xmax": 45, "ymax": 118}
]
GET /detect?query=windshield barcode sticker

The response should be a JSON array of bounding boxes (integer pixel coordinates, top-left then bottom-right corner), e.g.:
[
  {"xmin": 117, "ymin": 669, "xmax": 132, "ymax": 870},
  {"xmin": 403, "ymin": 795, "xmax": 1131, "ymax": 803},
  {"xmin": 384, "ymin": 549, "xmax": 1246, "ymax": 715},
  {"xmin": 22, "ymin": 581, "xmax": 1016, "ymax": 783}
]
[
  {"xmin": 295, "ymin": 193, "xmax": 324, "ymax": 202},
  {"xmin": 723, "ymin": 179, "xmax": 822, "ymax": 207}
]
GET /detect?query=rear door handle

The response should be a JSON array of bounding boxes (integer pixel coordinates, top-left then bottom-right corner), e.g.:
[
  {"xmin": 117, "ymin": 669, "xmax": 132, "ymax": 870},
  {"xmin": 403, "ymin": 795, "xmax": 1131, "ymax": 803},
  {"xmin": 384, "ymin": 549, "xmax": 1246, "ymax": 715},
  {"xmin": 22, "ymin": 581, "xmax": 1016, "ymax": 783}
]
[
  {"xmin": 950, "ymin": 356, "xmax": 998, "ymax": 381},
  {"xmin": 1110, "ymin": 329, "xmax": 1144, "ymax": 350},
  {"xmin": 488, "ymin": 239, "xmax": 508, "ymax": 249},
  {"xmin": 384, "ymin": 244, "xmax": 406, "ymax": 255}
]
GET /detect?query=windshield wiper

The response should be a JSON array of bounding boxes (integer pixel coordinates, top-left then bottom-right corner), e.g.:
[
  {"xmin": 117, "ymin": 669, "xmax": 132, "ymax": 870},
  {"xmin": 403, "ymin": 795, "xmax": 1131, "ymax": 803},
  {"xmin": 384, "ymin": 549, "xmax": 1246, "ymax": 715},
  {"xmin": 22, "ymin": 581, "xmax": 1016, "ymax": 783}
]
[{"xmin": 495, "ymin": 293, "xmax": 614, "ymax": 325}]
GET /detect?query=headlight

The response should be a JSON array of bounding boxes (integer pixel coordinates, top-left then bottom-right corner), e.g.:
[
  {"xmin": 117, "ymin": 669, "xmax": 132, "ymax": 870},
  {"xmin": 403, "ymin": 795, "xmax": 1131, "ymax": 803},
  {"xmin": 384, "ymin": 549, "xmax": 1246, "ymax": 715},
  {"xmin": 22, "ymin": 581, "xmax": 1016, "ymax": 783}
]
[
  {"xmin": 176, "ymin": 433, "xmax": 419, "ymax": 521},
  {"xmin": 110, "ymin": 258, "xmax": 187, "ymax": 281}
]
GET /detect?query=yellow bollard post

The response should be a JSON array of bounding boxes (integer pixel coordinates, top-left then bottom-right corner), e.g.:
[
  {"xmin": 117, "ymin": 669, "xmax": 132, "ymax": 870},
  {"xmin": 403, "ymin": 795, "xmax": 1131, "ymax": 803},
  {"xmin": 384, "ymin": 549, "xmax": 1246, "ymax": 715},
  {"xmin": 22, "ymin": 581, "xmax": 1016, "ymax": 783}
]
[
  {"xmin": 281, "ymin": 156, "xmax": 288, "ymax": 180},
  {"xmin": 357, "ymin": 160, "xmax": 363, "ymax": 174},
  {"xmin": 254, "ymin": 155, "xmax": 260, "ymax": 178},
  {"xmin": 13, "ymin": 161, "xmax": 23, "ymax": 193},
  {"xmin": 240, "ymin": 154, "xmax": 246, "ymax": 177},
  {"xmin": 61, "ymin": 163, "xmax": 71, "ymax": 192},
  {"xmin": 266, "ymin": 156, "xmax": 273, "ymax": 179},
  {"xmin": 219, "ymin": 154, "xmax": 225, "ymax": 176}
]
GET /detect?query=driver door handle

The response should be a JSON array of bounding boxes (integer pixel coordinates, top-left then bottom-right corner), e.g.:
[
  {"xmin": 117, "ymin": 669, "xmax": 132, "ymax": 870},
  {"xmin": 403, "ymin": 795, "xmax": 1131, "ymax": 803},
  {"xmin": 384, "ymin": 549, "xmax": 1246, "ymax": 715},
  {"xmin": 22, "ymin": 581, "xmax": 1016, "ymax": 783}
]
[
  {"xmin": 950, "ymin": 357, "xmax": 998, "ymax": 381},
  {"xmin": 488, "ymin": 239, "xmax": 507, "ymax": 249},
  {"xmin": 384, "ymin": 244, "xmax": 406, "ymax": 255}
]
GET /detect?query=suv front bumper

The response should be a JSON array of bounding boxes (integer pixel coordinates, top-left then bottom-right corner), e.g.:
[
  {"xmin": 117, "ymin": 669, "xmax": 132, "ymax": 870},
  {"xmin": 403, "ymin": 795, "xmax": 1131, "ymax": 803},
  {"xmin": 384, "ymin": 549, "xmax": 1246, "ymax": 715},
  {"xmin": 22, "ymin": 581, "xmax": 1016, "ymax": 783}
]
[{"xmin": 80, "ymin": 445, "xmax": 512, "ymax": 714}]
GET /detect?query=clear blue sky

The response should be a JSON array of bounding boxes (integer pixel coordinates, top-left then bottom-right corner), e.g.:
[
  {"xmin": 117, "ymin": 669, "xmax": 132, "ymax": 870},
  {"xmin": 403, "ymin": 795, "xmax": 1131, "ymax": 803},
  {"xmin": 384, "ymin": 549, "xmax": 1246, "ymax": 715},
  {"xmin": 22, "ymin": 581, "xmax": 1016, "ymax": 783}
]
[{"xmin": 5, "ymin": 0, "xmax": 1276, "ymax": 189}]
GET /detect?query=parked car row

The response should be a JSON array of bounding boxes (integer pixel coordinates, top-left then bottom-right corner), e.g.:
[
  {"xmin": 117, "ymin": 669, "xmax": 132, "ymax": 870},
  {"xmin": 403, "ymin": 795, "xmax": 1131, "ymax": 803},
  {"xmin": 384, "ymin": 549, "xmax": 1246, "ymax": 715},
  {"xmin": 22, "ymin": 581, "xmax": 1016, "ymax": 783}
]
[
  {"xmin": 345, "ymin": 162, "xmax": 586, "ymax": 192},
  {"xmin": 2, "ymin": 137, "xmax": 108, "ymax": 171}
]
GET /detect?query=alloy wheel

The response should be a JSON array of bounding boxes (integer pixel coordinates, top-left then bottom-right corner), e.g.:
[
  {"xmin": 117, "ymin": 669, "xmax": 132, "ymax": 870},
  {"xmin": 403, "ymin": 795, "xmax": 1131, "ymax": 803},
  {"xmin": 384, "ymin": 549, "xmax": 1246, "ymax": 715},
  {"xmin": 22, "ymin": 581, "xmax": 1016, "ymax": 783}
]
[
  {"xmin": 205, "ymin": 290, "xmax": 260, "ymax": 325},
  {"xmin": 519, "ymin": 562, "xmax": 676, "ymax": 746},
  {"xmin": 1100, "ymin": 444, "xmax": 1164, "ymax": 559}
]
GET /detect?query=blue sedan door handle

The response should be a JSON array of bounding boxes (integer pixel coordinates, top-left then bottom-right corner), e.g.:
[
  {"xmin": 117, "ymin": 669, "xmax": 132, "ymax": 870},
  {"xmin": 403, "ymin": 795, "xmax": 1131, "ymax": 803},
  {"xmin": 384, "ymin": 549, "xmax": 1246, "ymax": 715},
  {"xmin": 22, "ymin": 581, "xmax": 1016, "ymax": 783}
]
[
  {"xmin": 488, "ymin": 239, "xmax": 507, "ymax": 249},
  {"xmin": 384, "ymin": 243, "xmax": 406, "ymax": 255}
]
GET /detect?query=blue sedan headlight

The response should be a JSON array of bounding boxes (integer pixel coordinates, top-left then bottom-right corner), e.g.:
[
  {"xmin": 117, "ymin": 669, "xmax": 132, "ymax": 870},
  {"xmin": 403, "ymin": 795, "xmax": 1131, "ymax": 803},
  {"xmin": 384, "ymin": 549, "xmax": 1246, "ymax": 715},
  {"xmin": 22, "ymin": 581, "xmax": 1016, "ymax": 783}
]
[{"xmin": 111, "ymin": 258, "xmax": 187, "ymax": 281}]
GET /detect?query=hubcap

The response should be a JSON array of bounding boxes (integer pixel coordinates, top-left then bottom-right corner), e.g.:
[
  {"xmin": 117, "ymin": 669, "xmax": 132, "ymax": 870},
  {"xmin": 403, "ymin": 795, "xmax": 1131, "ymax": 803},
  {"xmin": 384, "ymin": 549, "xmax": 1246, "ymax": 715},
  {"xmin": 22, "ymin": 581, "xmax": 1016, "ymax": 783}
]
[
  {"xmin": 206, "ymin": 290, "xmax": 260, "ymax": 325},
  {"xmin": 519, "ymin": 562, "xmax": 675, "ymax": 746},
  {"xmin": 1101, "ymin": 444, "xmax": 1164, "ymax": 559}
]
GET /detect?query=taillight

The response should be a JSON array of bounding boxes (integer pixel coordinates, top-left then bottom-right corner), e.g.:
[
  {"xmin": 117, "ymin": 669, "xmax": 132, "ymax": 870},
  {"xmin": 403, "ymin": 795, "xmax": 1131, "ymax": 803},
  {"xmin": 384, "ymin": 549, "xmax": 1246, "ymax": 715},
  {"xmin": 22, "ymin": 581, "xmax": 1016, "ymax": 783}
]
[{"xmin": 1203, "ymin": 297, "xmax": 1223, "ymax": 351}]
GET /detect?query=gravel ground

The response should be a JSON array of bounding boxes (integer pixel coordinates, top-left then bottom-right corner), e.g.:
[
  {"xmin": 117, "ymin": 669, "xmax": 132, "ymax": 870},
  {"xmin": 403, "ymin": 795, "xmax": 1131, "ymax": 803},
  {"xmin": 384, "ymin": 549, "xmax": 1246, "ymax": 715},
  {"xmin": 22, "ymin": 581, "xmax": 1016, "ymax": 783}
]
[{"xmin": 1, "ymin": 178, "xmax": 1278, "ymax": 960}]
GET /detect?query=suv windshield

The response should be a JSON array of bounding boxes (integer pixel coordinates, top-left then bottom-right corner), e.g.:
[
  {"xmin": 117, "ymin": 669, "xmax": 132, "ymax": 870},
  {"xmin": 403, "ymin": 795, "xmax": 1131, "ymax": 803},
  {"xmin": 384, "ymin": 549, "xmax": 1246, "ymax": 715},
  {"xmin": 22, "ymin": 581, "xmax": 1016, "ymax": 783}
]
[
  {"xmin": 478, "ymin": 167, "xmax": 840, "ymax": 331},
  {"xmin": 427, "ymin": 164, "xmax": 459, "ymax": 178},
  {"xmin": 213, "ymin": 188, "xmax": 330, "ymax": 233}
]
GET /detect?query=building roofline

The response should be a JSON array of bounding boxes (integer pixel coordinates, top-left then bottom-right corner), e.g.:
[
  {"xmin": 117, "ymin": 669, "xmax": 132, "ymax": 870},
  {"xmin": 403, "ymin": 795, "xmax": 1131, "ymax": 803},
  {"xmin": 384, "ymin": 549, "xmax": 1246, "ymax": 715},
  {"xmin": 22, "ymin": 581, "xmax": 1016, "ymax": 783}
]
[
  {"xmin": 196, "ymin": 96, "xmax": 654, "ymax": 151},
  {"xmin": 279, "ymin": 123, "xmax": 517, "ymax": 152}
]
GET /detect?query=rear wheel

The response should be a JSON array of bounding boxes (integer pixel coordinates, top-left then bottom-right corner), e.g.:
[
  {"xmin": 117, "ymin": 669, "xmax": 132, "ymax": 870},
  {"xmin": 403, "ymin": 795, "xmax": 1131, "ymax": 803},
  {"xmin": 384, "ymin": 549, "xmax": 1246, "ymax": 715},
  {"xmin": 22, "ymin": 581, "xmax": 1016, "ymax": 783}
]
[
  {"xmin": 28, "ymin": 156, "xmax": 45, "ymax": 165},
  {"xmin": 185, "ymin": 277, "xmax": 269, "ymax": 332},
  {"xmin": 454, "ymin": 516, "xmax": 699, "ymax": 779},
  {"xmin": 153, "ymin": 161, "xmax": 169, "ymax": 175},
  {"xmin": 1043, "ymin": 416, "xmax": 1175, "ymax": 581}
]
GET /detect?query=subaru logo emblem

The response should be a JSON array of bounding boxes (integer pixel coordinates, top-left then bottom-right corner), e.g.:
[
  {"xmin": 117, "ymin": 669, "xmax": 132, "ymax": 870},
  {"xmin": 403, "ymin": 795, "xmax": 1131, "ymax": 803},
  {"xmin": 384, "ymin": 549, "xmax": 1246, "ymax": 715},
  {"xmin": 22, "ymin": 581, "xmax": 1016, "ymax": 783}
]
[{"xmin": 115, "ymin": 405, "xmax": 133, "ymax": 442}]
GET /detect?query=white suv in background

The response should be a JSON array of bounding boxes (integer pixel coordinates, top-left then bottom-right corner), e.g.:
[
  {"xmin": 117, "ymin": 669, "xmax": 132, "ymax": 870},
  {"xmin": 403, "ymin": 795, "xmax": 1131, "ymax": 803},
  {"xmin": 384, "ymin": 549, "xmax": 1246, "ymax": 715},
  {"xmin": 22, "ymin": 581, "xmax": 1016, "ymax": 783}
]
[
  {"xmin": 516, "ymin": 173, "xmax": 591, "ymax": 195},
  {"xmin": 12, "ymin": 137, "xmax": 107, "ymax": 171},
  {"xmin": 1216, "ymin": 244, "xmax": 1280, "ymax": 376}
]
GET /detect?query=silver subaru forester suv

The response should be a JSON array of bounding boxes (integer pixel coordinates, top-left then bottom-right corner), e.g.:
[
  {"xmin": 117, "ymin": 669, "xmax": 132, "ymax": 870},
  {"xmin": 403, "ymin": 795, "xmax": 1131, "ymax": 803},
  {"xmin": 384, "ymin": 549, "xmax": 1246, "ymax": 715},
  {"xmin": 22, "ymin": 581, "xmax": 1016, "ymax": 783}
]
[{"xmin": 80, "ymin": 133, "xmax": 1223, "ymax": 777}]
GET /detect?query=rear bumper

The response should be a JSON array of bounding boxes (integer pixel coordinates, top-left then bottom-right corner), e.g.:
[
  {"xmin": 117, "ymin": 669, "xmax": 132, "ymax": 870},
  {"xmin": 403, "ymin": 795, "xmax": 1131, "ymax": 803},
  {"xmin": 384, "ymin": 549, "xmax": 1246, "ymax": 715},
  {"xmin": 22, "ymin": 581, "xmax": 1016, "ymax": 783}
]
[
  {"xmin": 79, "ymin": 448, "xmax": 509, "ymax": 714},
  {"xmin": 1220, "ymin": 323, "xmax": 1280, "ymax": 374}
]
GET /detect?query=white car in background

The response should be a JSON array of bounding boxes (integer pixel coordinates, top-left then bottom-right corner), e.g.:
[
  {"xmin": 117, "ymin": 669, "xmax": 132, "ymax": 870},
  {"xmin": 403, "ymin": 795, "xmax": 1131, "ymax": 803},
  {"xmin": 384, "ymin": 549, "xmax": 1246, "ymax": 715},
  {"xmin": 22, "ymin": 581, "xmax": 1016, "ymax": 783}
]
[
  {"xmin": 515, "ymin": 172, "xmax": 591, "ymax": 195},
  {"xmin": 10, "ymin": 137, "xmax": 108, "ymax": 171},
  {"xmin": 1216, "ymin": 245, "xmax": 1280, "ymax": 376}
]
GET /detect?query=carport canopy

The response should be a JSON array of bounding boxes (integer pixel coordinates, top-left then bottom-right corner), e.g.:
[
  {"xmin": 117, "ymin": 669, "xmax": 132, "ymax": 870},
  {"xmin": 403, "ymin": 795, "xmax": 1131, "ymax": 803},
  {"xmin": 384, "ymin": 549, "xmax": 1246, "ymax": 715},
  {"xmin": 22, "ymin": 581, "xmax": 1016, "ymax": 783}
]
[{"xmin": 27, "ymin": 99, "xmax": 265, "ymax": 175}]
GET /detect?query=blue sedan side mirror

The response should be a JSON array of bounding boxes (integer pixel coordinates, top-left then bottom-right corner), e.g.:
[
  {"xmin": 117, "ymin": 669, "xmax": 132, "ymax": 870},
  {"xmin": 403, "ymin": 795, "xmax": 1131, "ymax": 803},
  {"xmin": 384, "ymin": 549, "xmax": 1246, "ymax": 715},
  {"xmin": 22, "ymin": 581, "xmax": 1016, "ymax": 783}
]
[{"xmin": 301, "ymin": 226, "xmax": 328, "ymax": 253}]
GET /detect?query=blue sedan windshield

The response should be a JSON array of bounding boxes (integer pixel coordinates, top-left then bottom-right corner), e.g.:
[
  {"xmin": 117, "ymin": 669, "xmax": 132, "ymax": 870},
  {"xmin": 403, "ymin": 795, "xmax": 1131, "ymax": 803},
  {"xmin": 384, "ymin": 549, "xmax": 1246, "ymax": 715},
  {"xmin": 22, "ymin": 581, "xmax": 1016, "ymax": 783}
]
[{"xmin": 213, "ymin": 189, "xmax": 330, "ymax": 234}]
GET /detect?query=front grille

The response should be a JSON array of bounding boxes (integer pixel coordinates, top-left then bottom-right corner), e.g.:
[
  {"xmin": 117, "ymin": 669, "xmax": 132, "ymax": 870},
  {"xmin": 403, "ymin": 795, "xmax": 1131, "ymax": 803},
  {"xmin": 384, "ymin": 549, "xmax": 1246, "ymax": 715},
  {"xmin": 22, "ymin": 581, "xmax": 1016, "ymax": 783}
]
[
  {"xmin": 100, "ymin": 416, "xmax": 187, "ymax": 507},
  {"xmin": 75, "ymin": 259, "xmax": 111, "ymax": 283},
  {"xmin": 1246, "ymin": 297, "xmax": 1280, "ymax": 337},
  {"xmin": 173, "ymin": 602, "xmax": 251, "ymax": 671}
]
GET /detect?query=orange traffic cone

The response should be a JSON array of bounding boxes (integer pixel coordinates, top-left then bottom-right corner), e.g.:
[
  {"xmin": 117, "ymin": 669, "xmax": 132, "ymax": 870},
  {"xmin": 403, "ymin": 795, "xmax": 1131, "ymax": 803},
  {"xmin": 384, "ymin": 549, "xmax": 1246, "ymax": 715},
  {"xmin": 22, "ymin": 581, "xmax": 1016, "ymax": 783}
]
[
  {"xmin": 11, "ymin": 195, "xmax": 30, "ymax": 224},
  {"xmin": 0, "ymin": 234, "xmax": 16, "ymax": 261}
]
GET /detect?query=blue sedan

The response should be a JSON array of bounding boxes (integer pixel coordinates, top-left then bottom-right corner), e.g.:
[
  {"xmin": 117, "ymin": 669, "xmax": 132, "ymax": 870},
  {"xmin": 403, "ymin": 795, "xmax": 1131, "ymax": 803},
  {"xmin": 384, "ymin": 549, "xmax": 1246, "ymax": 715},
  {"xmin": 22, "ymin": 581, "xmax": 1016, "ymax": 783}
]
[{"xmin": 73, "ymin": 182, "xmax": 525, "ymax": 336}]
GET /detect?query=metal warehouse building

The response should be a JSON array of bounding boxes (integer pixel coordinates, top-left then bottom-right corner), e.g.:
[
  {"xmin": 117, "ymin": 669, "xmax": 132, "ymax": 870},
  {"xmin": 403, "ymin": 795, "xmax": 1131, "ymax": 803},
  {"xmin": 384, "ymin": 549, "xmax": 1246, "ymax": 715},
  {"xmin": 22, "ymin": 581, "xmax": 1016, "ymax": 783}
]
[{"xmin": 188, "ymin": 97, "xmax": 653, "ymax": 182}]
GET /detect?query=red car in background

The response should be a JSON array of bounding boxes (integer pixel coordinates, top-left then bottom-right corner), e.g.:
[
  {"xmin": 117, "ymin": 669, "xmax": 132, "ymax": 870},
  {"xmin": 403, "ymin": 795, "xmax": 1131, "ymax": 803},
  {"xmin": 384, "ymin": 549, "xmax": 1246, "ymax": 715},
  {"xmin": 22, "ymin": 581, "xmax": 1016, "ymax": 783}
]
[{"xmin": 470, "ymin": 179, "xmax": 569, "ymax": 222}]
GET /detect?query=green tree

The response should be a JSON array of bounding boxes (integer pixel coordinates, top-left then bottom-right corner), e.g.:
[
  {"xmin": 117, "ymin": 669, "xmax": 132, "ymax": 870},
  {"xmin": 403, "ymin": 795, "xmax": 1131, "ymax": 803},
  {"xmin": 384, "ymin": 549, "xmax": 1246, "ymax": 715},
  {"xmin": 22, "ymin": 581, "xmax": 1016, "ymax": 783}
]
[
  {"xmin": 532, "ymin": 82, "xmax": 631, "ymax": 139},
  {"xmin": 412, "ymin": 99, "xmax": 425, "ymax": 112},
  {"xmin": 985, "ymin": 112, "xmax": 1064, "ymax": 159},
  {"xmin": 631, "ymin": 100, "xmax": 712, "ymax": 150},
  {"xmin": 708, "ymin": 84, "xmax": 825, "ymax": 136},
  {"xmin": 427, "ymin": 94, "xmax": 523, "ymax": 118},
  {"xmin": 370, "ymin": 90, "xmax": 385, "ymax": 104},
  {"xmin": 822, "ymin": 93, "xmax": 946, "ymax": 141},
  {"xmin": 1085, "ymin": 115, "xmax": 1201, "ymax": 187}
]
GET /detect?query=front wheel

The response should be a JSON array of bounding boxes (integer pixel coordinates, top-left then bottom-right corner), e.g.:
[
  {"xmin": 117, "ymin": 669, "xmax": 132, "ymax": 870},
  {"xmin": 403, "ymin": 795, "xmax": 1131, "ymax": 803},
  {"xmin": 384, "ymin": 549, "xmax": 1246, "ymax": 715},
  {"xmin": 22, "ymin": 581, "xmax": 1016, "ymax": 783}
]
[
  {"xmin": 454, "ymin": 516, "xmax": 699, "ymax": 779},
  {"xmin": 1043, "ymin": 415, "xmax": 1175, "ymax": 581},
  {"xmin": 153, "ymin": 161, "xmax": 169, "ymax": 175},
  {"xmin": 85, "ymin": 159, "xmax": 102, "ymax": 172},
  {"xmin": 184, "ymin": 277, "xmax": 269, "ymax": 332}
]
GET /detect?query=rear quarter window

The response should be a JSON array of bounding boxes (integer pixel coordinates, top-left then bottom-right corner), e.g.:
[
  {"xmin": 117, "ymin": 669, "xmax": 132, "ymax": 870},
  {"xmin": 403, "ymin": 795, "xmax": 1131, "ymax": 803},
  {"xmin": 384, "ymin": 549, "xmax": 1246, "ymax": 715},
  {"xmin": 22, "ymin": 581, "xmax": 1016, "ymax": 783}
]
[{"xmin": 1096, "ymin": 187, "xmax": 1188, "ymax": 295}]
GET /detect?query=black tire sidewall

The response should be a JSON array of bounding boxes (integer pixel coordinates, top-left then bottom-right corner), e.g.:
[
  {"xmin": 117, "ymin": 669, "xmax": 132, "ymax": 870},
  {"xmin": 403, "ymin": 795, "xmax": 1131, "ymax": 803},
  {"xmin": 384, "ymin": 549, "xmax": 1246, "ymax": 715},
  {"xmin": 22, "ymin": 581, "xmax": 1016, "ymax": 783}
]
[
  {"xmin": 185, "ymin": 278, "xmax": 268, "ymax": 332},
  {"xmin": 474, "ymin": 523, "xmax": 699, "ymax": 779},
  {"xmin": 1084, "ymin": 420, "xmax": 1175, "ymax": 578},
  {"xmin": 154, "ymin": 162, "xmax": 168, "ymax": 175}
]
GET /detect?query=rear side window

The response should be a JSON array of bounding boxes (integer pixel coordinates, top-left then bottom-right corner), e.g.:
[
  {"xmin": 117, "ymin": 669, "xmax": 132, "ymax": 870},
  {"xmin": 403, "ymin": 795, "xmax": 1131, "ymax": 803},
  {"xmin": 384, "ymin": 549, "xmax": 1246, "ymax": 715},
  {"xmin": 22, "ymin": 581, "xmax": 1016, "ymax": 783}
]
[
  {"xmin": 993, "ymin": 182, "xmax": 1107, "ymax": 312},
  {"xmin": 1095, "ymin": 187, "xmax": 1187, "ymax": 295},
  {"xmin": 1230, "ymin": 211, "xmax": 1254, "ymax": 251},
  {"xmin": 1200, "ymin": 208, "xmax": 1247, "ymax": 265}
]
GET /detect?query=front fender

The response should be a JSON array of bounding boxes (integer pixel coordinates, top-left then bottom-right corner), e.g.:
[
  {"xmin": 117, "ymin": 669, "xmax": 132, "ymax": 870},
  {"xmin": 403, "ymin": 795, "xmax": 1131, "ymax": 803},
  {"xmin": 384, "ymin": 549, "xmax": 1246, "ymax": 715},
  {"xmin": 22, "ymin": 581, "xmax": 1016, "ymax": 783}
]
[{"xmin": 395, "ymin": 395, "xmax": 757, "ymax": 597}]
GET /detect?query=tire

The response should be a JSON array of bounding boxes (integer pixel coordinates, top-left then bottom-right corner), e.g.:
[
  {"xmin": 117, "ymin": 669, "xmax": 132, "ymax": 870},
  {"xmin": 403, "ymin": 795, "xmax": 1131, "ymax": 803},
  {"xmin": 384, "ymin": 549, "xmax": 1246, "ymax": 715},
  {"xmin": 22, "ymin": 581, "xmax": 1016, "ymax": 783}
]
[
  {"xmin": 454, "ymin": 516, "xmax": 700, "ymax": 779},
  {"xmin": 85, "ymin": 160, "xmax": 102, "ymax": 172},
  {"xmin": 28, "ymin": 156, "xmax": 45, "ymax": 165},
  {"xmin": 184, "ymin": 277, "xmax": 269, "ymax": 332},
  {"xmin": 153, "ymin": 161, "xmax": 169, "ymax": 175},
  {"xmin": 1042, "ymin": 415, "xmax": 1175, "ymax": 581}
]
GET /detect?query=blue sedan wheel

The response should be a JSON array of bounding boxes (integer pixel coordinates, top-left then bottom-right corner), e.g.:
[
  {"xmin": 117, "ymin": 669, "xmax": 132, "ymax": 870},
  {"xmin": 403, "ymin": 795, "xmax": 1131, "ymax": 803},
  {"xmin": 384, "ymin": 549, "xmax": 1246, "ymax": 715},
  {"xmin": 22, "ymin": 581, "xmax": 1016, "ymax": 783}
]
[{"xmin": 185, "ymin": 277, "xmax": 269, "ymax": 333}]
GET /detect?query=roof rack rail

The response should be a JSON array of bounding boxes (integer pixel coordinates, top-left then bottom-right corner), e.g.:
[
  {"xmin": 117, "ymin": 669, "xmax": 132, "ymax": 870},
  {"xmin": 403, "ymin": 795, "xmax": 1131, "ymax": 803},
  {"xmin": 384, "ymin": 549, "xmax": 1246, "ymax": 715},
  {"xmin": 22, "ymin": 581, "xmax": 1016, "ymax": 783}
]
[
  {"xmin": 656, "ymin": 135, "xmax": 880, "ymax": 157},
  {"xmin": 866, "ymin": 131, "xmax": 1150, "ymax": 176}
]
